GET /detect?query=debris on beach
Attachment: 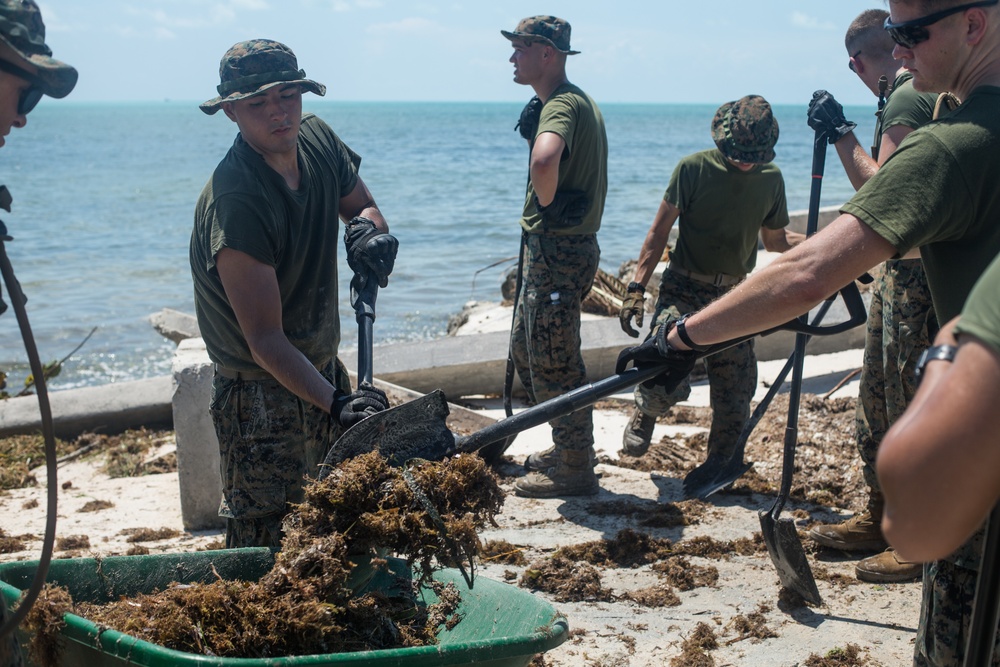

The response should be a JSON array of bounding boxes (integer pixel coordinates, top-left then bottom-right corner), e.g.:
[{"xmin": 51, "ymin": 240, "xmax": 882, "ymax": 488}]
[{"xmin": 20, "ymin": 452, "xmax": 505, "ymax": 661}]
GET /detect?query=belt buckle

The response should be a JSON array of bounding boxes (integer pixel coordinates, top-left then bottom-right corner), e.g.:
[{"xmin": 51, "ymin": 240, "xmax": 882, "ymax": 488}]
[{"xmin": 713, "ymin": 274, "xmax": 726, "ymax": 287}]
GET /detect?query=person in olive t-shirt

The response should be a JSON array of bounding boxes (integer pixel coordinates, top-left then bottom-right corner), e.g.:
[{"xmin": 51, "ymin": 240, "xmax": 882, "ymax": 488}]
[
  {"xmin": 191, "ymin": 40, "xmax": 396, "ymax": 549},
  {"xmin": 805, "ymin": 8, "xmax": 937, "ymax": 585},
  {"xmin": 500, "ymin": 16, "xmax": 609, "ymax": 498},
  {"xmin": 614, "ymin": 3, "xmax": 1000, "ymax": 663},
  {"xmin": 617, "ymin": 95, "xmax": 803, "ymax": 487}
]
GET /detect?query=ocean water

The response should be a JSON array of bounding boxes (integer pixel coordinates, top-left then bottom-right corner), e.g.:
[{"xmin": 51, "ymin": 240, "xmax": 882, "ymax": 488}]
[{"xmin": 0, "ymin": 101, "xmax": 875, "ymax": 390}]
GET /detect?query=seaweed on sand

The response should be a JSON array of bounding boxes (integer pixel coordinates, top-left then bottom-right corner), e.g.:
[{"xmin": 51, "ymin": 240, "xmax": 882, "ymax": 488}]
[{"xmin": 23, "ymin": 452, "xmax": 505, "ymax": 662}]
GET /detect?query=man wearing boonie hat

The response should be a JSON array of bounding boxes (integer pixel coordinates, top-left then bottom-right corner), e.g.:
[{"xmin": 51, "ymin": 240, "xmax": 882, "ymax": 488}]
[
  {"xmin": 0, "ymin": 0, "xmax": 76, "ymax": 148},
  {"xmin": 190, "ymin": 39, "xmax": 396, "ymax": 549},
  {"xmin": 617, "ymin": 95, "xmax": 803, "ymax": 483},
  {"xmin": 499, "ymin": 16, "xmax": 609, "ymax": 498}
]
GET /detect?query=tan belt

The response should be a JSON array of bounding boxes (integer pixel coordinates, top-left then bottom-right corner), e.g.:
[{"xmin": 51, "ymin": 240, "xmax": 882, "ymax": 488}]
[
  {"xmin": 668, "ymin": 262, "xmax": 744, "ymax": 287},
  {"xmin": 214, "ymin": 360, "xmax": 331, "ymax": 382}
]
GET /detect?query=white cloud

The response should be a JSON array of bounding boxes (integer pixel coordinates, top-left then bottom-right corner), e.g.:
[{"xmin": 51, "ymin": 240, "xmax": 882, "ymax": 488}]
[
  {"xmin": 367, "ymin": 17, "xmax": 441, "ymax": 35},
  {"xmin": 331, "ymin": 1, "xmax": 351, "ymax": 11},
  {"xmin": 791, "ymin": 11, "xmax": 834, "ymax": 31}
]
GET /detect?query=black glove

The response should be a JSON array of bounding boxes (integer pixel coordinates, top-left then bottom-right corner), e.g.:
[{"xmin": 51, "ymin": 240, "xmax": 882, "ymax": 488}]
[
  {"xmin": 534, "ymin": 191, "xmax": 588, "ymax": 230},
  {"xmin": 619, "ymin": 287, "xmax": 645, "ymax": 338},
  {"xmin": 516, "ymin": 96, "xmax": 543, "ymax": 142},
  {"xmin": 615, "ymin": 320, "xmax": 697, "ymax": 391},
  {"xmin": 808, "ymin": 90, "xmax": 857, "ymax": 145},
  {"xmin": 331, "ymin": 382, "xmax": 389, "ymax": 429},
  {"xmin": 345, "ymin": 216, "xmax": 398, "ymax": 289}
]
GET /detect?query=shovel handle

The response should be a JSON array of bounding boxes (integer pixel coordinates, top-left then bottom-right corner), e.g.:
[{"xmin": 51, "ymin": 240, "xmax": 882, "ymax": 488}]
[{"xmin": 351, "ymin": 269, "xmax": 379, "ymax": 385}]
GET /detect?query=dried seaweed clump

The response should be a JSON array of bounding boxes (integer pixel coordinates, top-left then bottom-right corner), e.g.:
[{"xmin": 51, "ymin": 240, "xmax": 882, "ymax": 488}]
[
  {"xmin": 22, "ymin": 583, "xmax": 73, "ymax": 667},
  {"xmin": 520, "ymin": 554, "xmax": 614, "ymax": 602},
  {"xmin": 803, "ymin": 643, "xmax": 879, "ymax": 666},
  {"xmin": 620, "ymin": 583, "xmax": 681, "ymax": 608},
  {"xmin": 25, "ymin": 452, "xmax": 503, "ymax": 661},
  {"xmin": 0, "ymin": 527, "xmax": 27, "ymax": 554},
  {"xmin": 670, "ymin": 622, "xmax": 718, "ymax": 667},
  {"xmin": 479, "ymin": 539, "xmax": 528, "ymax": 566},
  {"xmin": 652, "ymin": 556, "xmax": 719, "ymax": 591},
  {"xmin": 556, "ymin": 528, "xmax": 673, "ymax": 568}
]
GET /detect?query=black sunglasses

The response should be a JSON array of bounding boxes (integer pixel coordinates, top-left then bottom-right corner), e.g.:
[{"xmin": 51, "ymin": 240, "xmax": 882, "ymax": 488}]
[
  {"xmin": 0, "ymin": 57, "xmax": 43, "ymax": 116},
  {"xmin": 848, "ymin": 50, "xmax": 861, "ymax": 73},
  {"xmin": 884, "ymin": 0, "xmax": 999, "ymax": 48}
]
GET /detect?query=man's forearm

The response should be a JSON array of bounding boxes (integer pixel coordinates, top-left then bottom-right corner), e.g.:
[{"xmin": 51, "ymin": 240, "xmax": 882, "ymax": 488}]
[
  {"xmin": 834, "ymin": 133, "xmax": 878, "ymax": 191},
  {"xmin": 247, "ymin": 329, "xmax": 337, "ymax": 413}
]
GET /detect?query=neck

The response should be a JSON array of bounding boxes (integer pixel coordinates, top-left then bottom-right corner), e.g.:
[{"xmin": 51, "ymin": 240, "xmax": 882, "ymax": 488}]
[
  {"xmin": 532, "ymin": 71, "xmax": 569, "ymax": 103},
  {"xmin": 263, "ymin": 151, "xmax": 300, "ymax": 190}
]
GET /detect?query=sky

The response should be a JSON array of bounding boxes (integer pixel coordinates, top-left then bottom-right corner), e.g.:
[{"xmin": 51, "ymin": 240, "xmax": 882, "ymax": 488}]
[{"xmin": 37, "ymin": 1, "xmax": 892, "ymax": 106}]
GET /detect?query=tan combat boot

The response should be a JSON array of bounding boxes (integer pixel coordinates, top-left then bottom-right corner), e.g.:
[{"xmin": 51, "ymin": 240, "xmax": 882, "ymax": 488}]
[
  {"xmin": 513, "ymin": 449, "xmax": 599, "ymax": 498},
  {"xmin": 621, "ymin": 408, "xmax": 657, "ymax": 456},
  {"xmin": 524, "ymin": 445, "xmax": 595, "ymax": 472},
  {"xmin": 806, "ymin": 497, "xmax": 887, "ymax": 552},
  {"xmin": 855, "ymin": 548, "xmax": 923, "ymax": 583}
]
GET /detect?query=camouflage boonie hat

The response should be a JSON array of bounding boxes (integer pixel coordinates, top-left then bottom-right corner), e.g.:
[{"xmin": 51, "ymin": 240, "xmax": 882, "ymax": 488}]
[
  {"xmin": 200, "ymin": 39, "xmax": 326, "ymax": 115},
  {"xmin": 502, "ymin": 15, "xmax": 580, "ymax": 55},
  {"xmin": 0, "ymin": 0, "xmax": 77, "ymax": 99},
  {"xmin": 711, "ymin": 95, "xmax": 779, "ymax": 164}
]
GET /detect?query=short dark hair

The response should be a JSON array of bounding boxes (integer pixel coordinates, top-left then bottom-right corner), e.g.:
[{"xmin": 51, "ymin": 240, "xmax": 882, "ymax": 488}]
[{"xmin": 846, "ymin": 9, "xmax": 894, "ymax": 54}]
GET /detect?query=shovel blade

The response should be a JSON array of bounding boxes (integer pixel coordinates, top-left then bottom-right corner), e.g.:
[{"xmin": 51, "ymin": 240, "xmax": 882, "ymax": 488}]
[
  {"xmin": 758, "ymin": 510, "xmax": 822, "ymax": 606},
  {"xmin": 321, "ymin": 390, "xmax": 455, "ymax": 473},
  {"xmin": 683, "ymin": 459, "xmax": 753, "ymax": 500}
]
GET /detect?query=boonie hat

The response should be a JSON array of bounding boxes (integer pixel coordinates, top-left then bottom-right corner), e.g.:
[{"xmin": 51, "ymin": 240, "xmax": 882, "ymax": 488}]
[
  {"xmin": 0, "ymin": 0, "xmax": 77, "ymax": 99},
  {"xmin": 200, "ymin": 39, "xmax": 326, "ymax": 115},
  {"xmin": 711, "ymin": 95, "xmax": 779, "ymax": 164},
  {"xmin": 502, "ymin": 15, "xmax": 580, "ymax": 55}
]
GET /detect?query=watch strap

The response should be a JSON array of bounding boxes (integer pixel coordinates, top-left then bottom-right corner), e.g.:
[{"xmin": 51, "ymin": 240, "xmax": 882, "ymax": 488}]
[
  {"xmin": 915, "ymin": 344, "xmax": 958, "ymax": 380},
  {"xmin": 675, "ymin": 313, "xmax": 709, "ymax": 352}
]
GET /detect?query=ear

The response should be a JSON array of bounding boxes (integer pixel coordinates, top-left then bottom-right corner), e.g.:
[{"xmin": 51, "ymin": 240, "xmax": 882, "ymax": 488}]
[
  {"xmin": 965, "ymin": 6, "xmax": 989, "ymax": 46},
  {"xmin": 222, "ymin": 101, "xmax": 237, "ymax": 122},
  {"xmin": 850, "ymin": 55, "xmax": 864, "ymax": 75}
]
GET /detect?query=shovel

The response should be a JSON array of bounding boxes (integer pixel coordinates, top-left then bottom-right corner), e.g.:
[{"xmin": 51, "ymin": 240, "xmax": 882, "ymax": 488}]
[
  {"xmin": 321, "ymin": 278, "xmax": 866, "ymax": 469},
  {"xmin": 964, "ymin": 505, "xmax": 1000, "ymax": 666},
  {"xmin": 756, "ymin": 128, "xmax": 830, "ymax": 607}
]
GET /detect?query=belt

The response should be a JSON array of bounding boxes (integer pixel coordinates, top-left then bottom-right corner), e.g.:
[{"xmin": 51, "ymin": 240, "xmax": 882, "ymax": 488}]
[
  {"xmin": 668, "ymin": 262, "xmax": 744, "ymax": 288},
  {"xmin": 214, "ymin": 359, "xmax": 332, "ymax": 382}
]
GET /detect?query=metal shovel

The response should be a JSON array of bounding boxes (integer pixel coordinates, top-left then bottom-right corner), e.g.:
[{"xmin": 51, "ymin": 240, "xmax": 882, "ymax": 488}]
[
  {"xmin": 756, "ymin": 128, "xmax": 830, "ymax": 607},
  {"xmin": 321, "ymin": 280, "xmax": 866, "ymax": 470}
]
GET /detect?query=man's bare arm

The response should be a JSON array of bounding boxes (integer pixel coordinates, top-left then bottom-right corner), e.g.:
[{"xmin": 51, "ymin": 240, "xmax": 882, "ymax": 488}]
[
  {"xmin": 340, "ymin": 176, "xmax": 388, "ymax": 232},
  {"xmin": 530, "ymin": 131, "xmax": 566, "ymax": 206},
  {"xmin": 630, "ymin": 200, "xmax": 680, "ymax": 287},
  {"xmin": 760, "ymin": 226, "xmax": 806, "ymax": 253}
]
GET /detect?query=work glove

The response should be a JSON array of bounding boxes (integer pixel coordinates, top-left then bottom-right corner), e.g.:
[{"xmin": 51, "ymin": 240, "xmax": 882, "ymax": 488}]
[
  {"xmin": 516, "ymin": 96, "xmax": 543, "ymax": 142},
  {"xmin": 619, "ymin": 285, "xmax": 645, "ymax": 338},
  {"xmin": 807, "ymin": 90, "xmax": 857, "ymax": 145},
  {"xmin": 534, "ymin": 191, "xmax": 588, "ymax": 230},
  {"xmin": 615, "ymin": 320, "xmax": 698, "ymax": 391},
  {"xmin": 331, "ymin": 382, "xmax": 389, "ymax": 429},
  {"xmin": 345, "ymin": 216, "xmax": 398, "ymax": 289}
]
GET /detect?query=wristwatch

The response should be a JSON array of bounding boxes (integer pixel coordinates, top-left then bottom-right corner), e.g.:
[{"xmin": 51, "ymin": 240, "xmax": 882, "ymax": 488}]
[
  {"xmin": 674, "ymin": 313, "xmax": 709, "ymax": 352},
  {"xmin": 627, "ymin": 281, "xmax": 645, "ymax": 295},
  {"xmin": 915, "ymin": 344, "xmax": 958, "ymax": 381}
]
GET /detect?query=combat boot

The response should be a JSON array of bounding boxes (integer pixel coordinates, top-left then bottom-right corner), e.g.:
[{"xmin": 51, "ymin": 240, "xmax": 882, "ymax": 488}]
[
  {"xmin": 855, "ymin": 548, "xmax": 922, "ymax": 583},
  {"xmin": 513, "ymin": 449, "xmax": 599, "ymax": 498},
  {"xmin": 524, "ymin": 445, "xmax": 596, "ymax": 472},
  {"xmin": 621, "ymin": 408, "xmax": 657, "ymax": 456},
  {"xmin": 807, "ymin": 497, "xmax": 887, "ymax": 552}
]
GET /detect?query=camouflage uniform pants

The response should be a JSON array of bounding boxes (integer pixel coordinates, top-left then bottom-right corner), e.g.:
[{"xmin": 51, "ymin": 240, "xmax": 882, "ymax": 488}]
[
  {"xmin": 915, "ymin": 558, "xmax": 1000, "ymax": 666},
  {"xmin": 856, "ymin": 258, "xmax": 935, "ymax": 502},
  {"xmin": 634, "ymin": 270, "xmax": 756, "ymax": 459},
  {"xmin": 510, "ymin": 233, "xmax": 600, "ymax": 452},
  {"xmin": 210, "ymin": 359, "xmax": 351, "ymax": 548}
]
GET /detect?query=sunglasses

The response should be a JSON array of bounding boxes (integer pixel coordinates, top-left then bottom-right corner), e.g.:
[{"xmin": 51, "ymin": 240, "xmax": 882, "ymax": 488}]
[
  {"xmin": 848, "ymin": 50, "xmax": 861, "ymax": 73},
  {"xmin": 0, "ymin": 57, "xmax": 43, "ymax": 116},
  {"xmin": 884, "ymin": 0, "xmax": 999, "ymax": 48}
]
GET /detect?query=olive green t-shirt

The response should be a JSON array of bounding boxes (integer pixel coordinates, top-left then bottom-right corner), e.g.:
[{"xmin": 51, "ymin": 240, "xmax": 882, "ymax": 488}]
[
  {"xmin": 666, "ymin": 149, "xmax": 790, "ymax": 277},
  {"xmin": 842, "ymin": 86, "xmax": 1000, "ymax": 323},
  {"xmin": 190, "ymin": 113, "xmax": 360, "ymax": 371},
  {"xmin": 872, "ymin": 71, "xmax": 936, "ymax": 160},
  {"xmin": 955, "ymin": 252, "xmax": 1000, "ymax": 356},
  {"xmin": 520, "ymin": 82, "xmax": 608, "ymax": 235}
]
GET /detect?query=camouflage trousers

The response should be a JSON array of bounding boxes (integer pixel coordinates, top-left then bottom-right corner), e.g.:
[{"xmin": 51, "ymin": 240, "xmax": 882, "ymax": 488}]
[
  {"xmin": 856, "ymin": 258, "xmax": 935, "ymax": 500},
  {"xmin": 914, "ymin": 558, "xmax": 1000, "ymax": 666},
  {"xmin": 634, "ymin": 270, "xmax": 756, "ymax": 459},
  {"xmin": 210, "ymin": 359, "xmax": 351, "ymax": 548},
  {"xmin": 510, "ymin": 232, "xmax": 600, "ymax": 452}
]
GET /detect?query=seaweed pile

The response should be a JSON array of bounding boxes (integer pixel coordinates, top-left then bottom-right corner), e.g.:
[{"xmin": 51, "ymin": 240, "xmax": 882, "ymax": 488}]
[{"xmin": 23, "ymin": 452, "xmax": 505, "ymax": 663}]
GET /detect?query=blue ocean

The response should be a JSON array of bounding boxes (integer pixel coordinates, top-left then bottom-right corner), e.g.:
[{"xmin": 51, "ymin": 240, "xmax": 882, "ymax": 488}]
[{"xmin": 0, "ymin": 101, "xmax": 875, "ymax": 390}]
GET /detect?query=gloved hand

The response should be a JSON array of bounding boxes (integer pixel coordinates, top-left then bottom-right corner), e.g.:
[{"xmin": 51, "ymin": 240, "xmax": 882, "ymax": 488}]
[
  {"xmin": 808, "ymin": 90, "xmax": 857, "ymax": 145},
  {"xmin": 331, "ymin": 382, "xmax": 389, "ymax": 429},
  {"xmin": 534, "ymin": 191, "xmax": 588, "ymax": 230},
  {"xmin": 345, "ymin": 216, "xmax": 398, "ymax": 289},
  {"xmin": 619, "ymin": 290, "xmax": 645, "ymax": 338},
  {"xmin": 615, "ymin": 319, "xmax": 698, "ymax": 391},
  {"xmin": 516, "ymin": 96, "xmax": 543, "ymax": 142}
]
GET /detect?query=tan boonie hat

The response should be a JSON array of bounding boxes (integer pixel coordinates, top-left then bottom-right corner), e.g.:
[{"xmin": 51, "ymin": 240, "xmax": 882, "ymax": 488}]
[
  {"xmin": 0, "ymin": 0, "xmax": 77, "ymax": 99},
  {"xmin": 200, "ymin": 39, "xmax": 326, "ymax": 115},
  {"xmin": 711, "ymin": 94, "xmax": 779, "ymax": 164},
  {"xmin": 502, "ymin": 15, "xmax": 580, "ymax": 55}
]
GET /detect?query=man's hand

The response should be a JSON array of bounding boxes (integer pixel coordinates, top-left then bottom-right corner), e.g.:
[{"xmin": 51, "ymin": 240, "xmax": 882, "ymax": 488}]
[
  {"xmin": 345, "ymin": 217, "xmax": 398, "ymax": 288},
  {"xmin": 615, "ymin": 320, "xmax": 697, "ymax": 391},
  {"xmin": 331, "ymin": 382, "xmax": 389, "ymax": 429},
  {"xmin": 808, "ymin": 90, "xmax": 857, "ymax": 145},
  {"xmin": 516, "ymin": 96, "xmax": 543, "ymax": 142},
  {"xmin": 619, "ymin": 290, "xmax": 645, "ymax": 338}
]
